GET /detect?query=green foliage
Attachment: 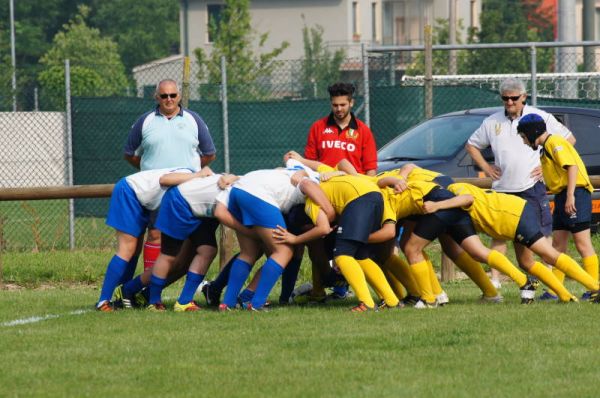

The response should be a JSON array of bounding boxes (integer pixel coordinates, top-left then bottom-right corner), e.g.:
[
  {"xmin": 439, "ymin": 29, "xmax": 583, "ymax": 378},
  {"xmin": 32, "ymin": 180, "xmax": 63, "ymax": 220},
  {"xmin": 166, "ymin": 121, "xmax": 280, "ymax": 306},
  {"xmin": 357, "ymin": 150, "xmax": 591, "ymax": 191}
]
[
  {"xmin": 405, "ymin": 18, "xmax": 471, "ymax": 76},
  {"xmin": 465, "ymin": 0, "xmax": 553, "ymax": 74},
  {"xmin": 88, "ymin": 0, "xmax": 179, "ymax": 71},
  {"xmin": 299, "ymin": 21, "xmax": 346, "ymax": 98},
  {"xmin": 406, "ymin": 0, "xmax": 555, "ymax": 77},
  {"xmin": 194, "ymin": 0, "xmax": 289, "ymax": 101},
  {"xmin": 37, "ymin": 5, "xmax": 128, "ymax": 109}
]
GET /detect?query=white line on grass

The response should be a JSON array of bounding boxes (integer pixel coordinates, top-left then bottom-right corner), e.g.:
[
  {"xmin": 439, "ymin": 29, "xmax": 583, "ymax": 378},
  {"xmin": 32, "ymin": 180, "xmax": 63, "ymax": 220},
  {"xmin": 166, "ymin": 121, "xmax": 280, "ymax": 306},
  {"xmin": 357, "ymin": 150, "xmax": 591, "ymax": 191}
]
[
  {"xmin": 1, "ymin": 294, "xmax": 176, "ymax": 327},
  {"xmin": 1, "ymin": 309, "xmax": 91, "ymax": 327}
]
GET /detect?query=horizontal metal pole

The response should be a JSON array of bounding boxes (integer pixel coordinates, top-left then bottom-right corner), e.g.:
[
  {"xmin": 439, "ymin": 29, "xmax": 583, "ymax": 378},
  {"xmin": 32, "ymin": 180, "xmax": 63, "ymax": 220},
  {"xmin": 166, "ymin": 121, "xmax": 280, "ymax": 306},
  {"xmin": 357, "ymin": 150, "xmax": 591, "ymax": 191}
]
[
  {"xmin": 2, "ymin": 177, "xmax": 600, "ymax": 201},
  {"xmin": 368, "ymin": 40, "xmax": 600, "ymax": 53}
]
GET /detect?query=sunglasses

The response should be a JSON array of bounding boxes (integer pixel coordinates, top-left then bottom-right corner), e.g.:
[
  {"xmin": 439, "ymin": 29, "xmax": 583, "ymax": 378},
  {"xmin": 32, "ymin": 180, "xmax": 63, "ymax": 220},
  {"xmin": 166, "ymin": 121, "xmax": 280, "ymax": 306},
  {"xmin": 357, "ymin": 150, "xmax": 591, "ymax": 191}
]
[
  {"xmin": 501, "ymin": 95, "xmax": 523, "ymax": 102},
  {"xmin": 159, "ymin": 93, "xmax": 178, "ymax": 99}
]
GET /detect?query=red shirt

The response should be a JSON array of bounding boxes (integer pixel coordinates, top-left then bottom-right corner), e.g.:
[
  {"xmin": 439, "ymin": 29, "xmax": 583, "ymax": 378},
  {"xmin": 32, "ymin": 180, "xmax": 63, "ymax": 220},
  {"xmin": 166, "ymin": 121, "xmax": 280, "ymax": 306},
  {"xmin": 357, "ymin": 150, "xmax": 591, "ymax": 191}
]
[{"xmin": 304, "ymin": 113, "xmax": 377, "ymax": 174}]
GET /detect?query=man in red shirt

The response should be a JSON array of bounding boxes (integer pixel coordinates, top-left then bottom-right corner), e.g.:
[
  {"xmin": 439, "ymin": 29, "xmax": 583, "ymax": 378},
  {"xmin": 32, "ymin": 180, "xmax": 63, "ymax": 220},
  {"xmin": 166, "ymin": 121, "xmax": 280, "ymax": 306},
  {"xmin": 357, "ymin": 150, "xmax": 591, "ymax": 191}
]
[
  {"xmin": 305, "ymin": 82, "xmax": 377, "ymax": 176},
  {"xmin": 297, "ymin": 82, "xmax": 378, "ymax": 303}
]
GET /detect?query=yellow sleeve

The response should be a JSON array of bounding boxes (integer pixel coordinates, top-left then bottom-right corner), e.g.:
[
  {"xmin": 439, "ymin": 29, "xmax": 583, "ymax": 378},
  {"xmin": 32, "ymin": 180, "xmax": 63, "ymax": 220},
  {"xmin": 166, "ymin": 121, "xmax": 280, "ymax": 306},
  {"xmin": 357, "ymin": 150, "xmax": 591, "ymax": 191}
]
[
  {"xmin": 304, "ymin": 198, "xmax": 321, "ymax": 225},
  {"xmin": 316, "ymin": 164, "xmax": 336, "ymax": 173},
  {"xmin": 381, "ymin": 190, "xmax": 397, "ymax": 223}
]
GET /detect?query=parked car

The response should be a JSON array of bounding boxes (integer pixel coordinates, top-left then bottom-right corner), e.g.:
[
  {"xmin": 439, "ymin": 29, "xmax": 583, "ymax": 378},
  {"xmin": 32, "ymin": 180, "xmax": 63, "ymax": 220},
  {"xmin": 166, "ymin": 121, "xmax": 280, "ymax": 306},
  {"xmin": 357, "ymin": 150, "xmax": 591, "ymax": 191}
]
[{"xmin": 377, "ymin": 106, "xmax": 600, "ymax": 230}]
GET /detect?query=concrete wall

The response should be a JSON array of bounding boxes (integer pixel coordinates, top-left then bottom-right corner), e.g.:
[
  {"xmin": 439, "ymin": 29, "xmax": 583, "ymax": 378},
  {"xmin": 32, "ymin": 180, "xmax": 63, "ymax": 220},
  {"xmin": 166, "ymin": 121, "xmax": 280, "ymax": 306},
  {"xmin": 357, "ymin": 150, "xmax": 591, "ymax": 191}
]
[{"xmin": 0, "ymin": 112, "xmax": 66, "ymax": 187}]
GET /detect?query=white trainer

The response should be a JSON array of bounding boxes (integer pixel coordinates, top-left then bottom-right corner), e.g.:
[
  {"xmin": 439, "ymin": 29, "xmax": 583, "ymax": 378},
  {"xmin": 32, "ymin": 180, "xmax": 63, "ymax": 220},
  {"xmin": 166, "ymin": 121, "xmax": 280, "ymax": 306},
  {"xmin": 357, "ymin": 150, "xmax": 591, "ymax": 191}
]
[{"xmin": 436, "ymin": 291, "xmax": 449, "ymax": 306}]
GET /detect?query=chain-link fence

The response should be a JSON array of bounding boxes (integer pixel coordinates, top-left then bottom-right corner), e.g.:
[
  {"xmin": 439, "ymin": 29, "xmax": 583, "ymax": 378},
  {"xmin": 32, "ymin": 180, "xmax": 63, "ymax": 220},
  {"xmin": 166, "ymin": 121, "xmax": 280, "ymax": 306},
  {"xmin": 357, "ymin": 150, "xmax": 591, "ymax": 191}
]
[{"xmin": 2, "ymin": 41, "xmax": 600, "ymax": 251}]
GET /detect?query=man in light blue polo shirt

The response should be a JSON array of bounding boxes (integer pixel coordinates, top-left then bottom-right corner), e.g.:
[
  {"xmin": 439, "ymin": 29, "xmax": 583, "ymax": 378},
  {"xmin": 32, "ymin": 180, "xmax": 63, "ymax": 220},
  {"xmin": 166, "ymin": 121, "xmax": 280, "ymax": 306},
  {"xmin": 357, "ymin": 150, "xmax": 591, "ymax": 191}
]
[{"xmin": 123, "ymin": 79, "xmax": 217, "ymax": 275}]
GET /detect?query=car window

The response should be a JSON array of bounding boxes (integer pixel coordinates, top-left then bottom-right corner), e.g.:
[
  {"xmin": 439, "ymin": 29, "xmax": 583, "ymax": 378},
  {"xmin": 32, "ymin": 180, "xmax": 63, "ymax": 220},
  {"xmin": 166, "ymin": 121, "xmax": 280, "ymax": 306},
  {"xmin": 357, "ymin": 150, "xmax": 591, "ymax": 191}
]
[
  {"xmin": 378, "ymin": 115, "xmax": 486, "ymax": 160},
  {"xmin": 565, "ymin": 113, "xmax": 600, "ymax": 156}
]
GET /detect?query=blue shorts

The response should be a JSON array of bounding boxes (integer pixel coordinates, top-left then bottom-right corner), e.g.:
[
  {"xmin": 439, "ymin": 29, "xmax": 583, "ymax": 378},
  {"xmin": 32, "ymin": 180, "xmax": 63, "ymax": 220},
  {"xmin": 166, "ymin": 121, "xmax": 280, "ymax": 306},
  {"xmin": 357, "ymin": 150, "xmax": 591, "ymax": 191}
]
[
  {"xmin": 105, "ymin": 179, "xmax": 149, "ymax": 237},
  {"xmin": 514, "ymin": 202, "xmax": 545, "ymax": 247},
  {"xmin": 156, "ymin": 187, "xmax": 203, "ymax": 241},
  {"xmin": 553, "ymin": 187, "xmax": 592, "ymax": 233},
  {"xmin": 228, "ymin": 187, "xmax": 286, "ymax": 229},
  {"xmin": 509, "ymin": 181, "xmax": 552, "ymax": 237},
  {"xmin": 334, "ymin": 192, "xmax": 383, "ymax": 259}
]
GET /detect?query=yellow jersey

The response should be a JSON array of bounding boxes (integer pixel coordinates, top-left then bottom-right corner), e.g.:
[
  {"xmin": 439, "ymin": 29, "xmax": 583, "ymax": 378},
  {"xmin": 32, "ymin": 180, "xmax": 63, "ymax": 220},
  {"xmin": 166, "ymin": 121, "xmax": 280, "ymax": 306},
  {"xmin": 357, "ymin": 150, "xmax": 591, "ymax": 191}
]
[
  {"xmin": 380, "ymin": 180, "xmax": 440, "ymax": 222},
  {"xmin": 447, "ymin": 183, "xmax": 526, "ymax": 241},
  {"xmin": 305, "ymin": 164, "xmax": 381, "ymax": 224},
  {"xmin": 541, "ymin": 135, "xmax": 593, "ymax": 194},
  {"xmin": 376, "ymin": 166, "xmax": 441, "ymax": 183}
]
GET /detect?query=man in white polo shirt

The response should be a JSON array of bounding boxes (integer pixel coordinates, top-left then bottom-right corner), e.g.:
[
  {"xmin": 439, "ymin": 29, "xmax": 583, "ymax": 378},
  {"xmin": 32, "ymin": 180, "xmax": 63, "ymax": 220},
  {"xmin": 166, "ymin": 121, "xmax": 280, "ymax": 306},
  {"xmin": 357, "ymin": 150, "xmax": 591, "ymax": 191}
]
[{"xmin": 465, "ymin": 77, "xmax": 575, "ymax": 298}]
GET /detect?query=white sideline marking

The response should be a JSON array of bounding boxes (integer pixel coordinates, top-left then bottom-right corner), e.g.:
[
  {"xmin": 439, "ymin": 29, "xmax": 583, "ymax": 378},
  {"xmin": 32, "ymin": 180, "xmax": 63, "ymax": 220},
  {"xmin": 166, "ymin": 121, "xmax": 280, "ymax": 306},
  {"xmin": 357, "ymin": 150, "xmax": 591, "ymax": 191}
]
[
  {"xmin": 1, "ymin": 309, "xmax": 90, "ymax": 327},
  {"xmin": 2, "ymin": 294, "xmax": 176, "ymax": 327}
]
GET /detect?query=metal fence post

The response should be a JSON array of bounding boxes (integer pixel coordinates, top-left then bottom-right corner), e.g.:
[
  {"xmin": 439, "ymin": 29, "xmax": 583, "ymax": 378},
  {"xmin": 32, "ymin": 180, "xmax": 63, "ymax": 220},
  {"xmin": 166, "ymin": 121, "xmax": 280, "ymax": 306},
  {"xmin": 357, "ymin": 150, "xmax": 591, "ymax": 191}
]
[
  {"xmin": 219, "ymin": 55, "xmax": 233, "ymax": 268},
  {"xmin": 530, "ymin": 45, "xmax": 537, "ymax": 106},
  {"xmin": 181, "ymin": 56, "xmax": 191, "ymax": 108},
  {"xmin": 424, "ymin": 25, "xmax": 433, "ymax": 119},
  {"xmin": 65, "ymin": 59, "xmax": 75, "ymax": 250},
  {"xmin": 362, "ymin": 43, "xmax": 370, "ymax": 126},
  {"xmin": 221, "ymin": 56, "xmax": 230, "ymax": 174}
]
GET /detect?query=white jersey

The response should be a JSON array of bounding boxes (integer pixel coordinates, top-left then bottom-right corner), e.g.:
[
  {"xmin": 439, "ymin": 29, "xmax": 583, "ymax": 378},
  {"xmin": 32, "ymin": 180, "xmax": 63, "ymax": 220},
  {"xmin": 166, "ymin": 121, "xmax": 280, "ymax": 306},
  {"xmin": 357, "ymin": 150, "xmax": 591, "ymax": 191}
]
[
  {"xmin": 467, "ymin": 105, "xmax": 572, "ymax": 192},
  {"xmin": 125, "ymin": 167, "xmax": 192, "ymax": 210},
  {"xmin": 232, "ymin": 169, "xmax": 305, "ymax": 213},
  {"xmin": 177, "ymin": 174, "xmax": 222, "ymax": 217}
]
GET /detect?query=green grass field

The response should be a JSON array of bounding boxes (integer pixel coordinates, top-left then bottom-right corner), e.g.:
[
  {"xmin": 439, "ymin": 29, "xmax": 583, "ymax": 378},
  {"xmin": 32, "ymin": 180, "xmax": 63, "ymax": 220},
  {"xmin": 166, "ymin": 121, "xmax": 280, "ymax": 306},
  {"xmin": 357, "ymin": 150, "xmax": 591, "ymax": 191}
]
[{"xmin": 2, "ymin": 244, "xmax": 600, "ymax": 397}]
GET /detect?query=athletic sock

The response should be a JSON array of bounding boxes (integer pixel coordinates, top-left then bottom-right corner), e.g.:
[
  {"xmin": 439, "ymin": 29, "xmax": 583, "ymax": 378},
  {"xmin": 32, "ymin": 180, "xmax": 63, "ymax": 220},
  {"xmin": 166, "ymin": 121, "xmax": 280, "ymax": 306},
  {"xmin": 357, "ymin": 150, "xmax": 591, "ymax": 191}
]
[
  {"xmin": 554, "ymin": 253, "xmax": 599, "ymax": 291},
  {"xmin": 178, "ymin": 271, "xmax": 205, "ymax": 305},
  {"xmin": 424, "ymin": 252, "xmax": 443, "ymax": 296},
  {"xmin": 411, "ymin": 260, "xmax": 436, "ymax": 304},
  {"xmin": 143, "ymin": 242, "xmax": 161, "ymax": 270},
  {"xmin": 251, "ymin": 258, "xmax": 285, "ymax": 309},
  {"xmin": 335, "ymin": 255, "xmax": 375, "ymax": 308},
  {"xmin": 211, "ymin": 253, "xmax": 238, "ymax": 292},
  {"xmin": 487, "ymin": 250, "xmax": 528, "ymax": 288},
  {"xmin": 119, "ymin": 255, "xmax": 139, "ymax": 285},
  {"xmin": 98, "ymin": 255, "xmax": 128, "ymax": 303},
  {"xmin": 357, "ymin": 258, "xmax": 399, "ymax": 307},
  {"xmin": 384, "ymin": 254, "xmax": 421, "ymax": 296},
  {"xmin": 123, "ymin": 275, "xmax": 145, "ymax": 297},
  {"xmin": 583, "ymin": 254, "xmax": 599, "ymax": 282},
  {"xmin": 454, "ymin": 251, "xmax": 498, "ymax": 297},
  {"xmin": 279, "ymin": 256, "xmax": 301, "ymax": 303},
  {"xmin": 384, "ymin": 268, "xmax": 407, "ymax": 299},
  {"xmin": 222, "ymin": 258, "xmax": 252, "ymax": 308},
  {"xmin": 238, "ymin": 288, "xmax": 255, "ymax": 304},
  {"xmin": 148, "ymin": 274, "xmax": 167, "ymax": 305},
  {"xmin": 528, "ymin": 262, "xmax": 573, "ymax": 301}
]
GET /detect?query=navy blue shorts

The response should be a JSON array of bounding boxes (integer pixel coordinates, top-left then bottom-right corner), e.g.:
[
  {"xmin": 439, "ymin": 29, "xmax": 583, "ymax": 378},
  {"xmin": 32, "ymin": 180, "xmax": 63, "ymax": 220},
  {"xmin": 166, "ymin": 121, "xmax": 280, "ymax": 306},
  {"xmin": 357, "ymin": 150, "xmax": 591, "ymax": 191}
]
[
  {"xmin": 514, "ymin": 202, "xmax": 545, "ymax": 247},
  {"xmin": 432, "ymin": 175, "xmax": 454, "ymax": 189},
  {"xmin": 413, "ymin": 187, "xmax": 471, "ymax": 241},
  {"xmin": 553, "ymin": 187, "xmax": 592, "ymax": 233},
  {"xmin": 509, "ymin": 181, "xmax": 552, "ymax": 237},
  {"xmin": 334, "ymin": 192, "xmax": 383, "ymax": 259}
]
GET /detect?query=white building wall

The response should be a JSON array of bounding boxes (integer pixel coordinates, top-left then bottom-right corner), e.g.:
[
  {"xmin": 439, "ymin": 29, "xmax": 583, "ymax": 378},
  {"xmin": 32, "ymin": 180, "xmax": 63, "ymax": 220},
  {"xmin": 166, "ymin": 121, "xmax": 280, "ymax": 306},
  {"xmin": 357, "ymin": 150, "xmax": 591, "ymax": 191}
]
[{"xmin": 0, "ymin": 113, "xmax": 66, "ymax": 187}]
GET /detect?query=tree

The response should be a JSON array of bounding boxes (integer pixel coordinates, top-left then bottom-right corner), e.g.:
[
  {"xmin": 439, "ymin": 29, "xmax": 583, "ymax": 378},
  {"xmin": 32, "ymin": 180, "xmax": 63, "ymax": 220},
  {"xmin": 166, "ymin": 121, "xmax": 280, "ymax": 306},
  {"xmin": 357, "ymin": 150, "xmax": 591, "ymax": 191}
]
[
  {"xmin": 194, "ymin": 0, "xmax": 289, "ymax": 101},
  {"xmin": 299, "ymin": 20, "xmax": 346, "ymax": 98},
  {"xmin": 405, "ymin": 18, "xmax": 471, "ymax": 76},
  {"xmin": 37, "ymin": 5, "xmax": 129, "ymax": 109},
  {"xmin": 89, "ymin": 0, "xmax": 179, "ymax": 71},
  {"xmin": 465, "ymin": 0, "xmax": 552, "ymax": 74},
  {"xmin": 0, "ymin": 0, "xmax": 89, "ymax": 109}
]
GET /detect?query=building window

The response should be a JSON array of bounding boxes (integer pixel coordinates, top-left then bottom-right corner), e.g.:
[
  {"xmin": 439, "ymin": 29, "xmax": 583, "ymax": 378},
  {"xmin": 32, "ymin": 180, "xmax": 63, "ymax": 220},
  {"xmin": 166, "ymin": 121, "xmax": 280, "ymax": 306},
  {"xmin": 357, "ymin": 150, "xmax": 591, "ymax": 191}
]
[
  {"xmin": 207, "ymin": 4, "xmax": 224, "ymax": 43},
  {"xmin": 371, "ymin": 2, "xmax": 377, "ymax": 42},
  {"xmin": 352, "ymin": 2, "xmax": 360, "ymax": 41}
]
